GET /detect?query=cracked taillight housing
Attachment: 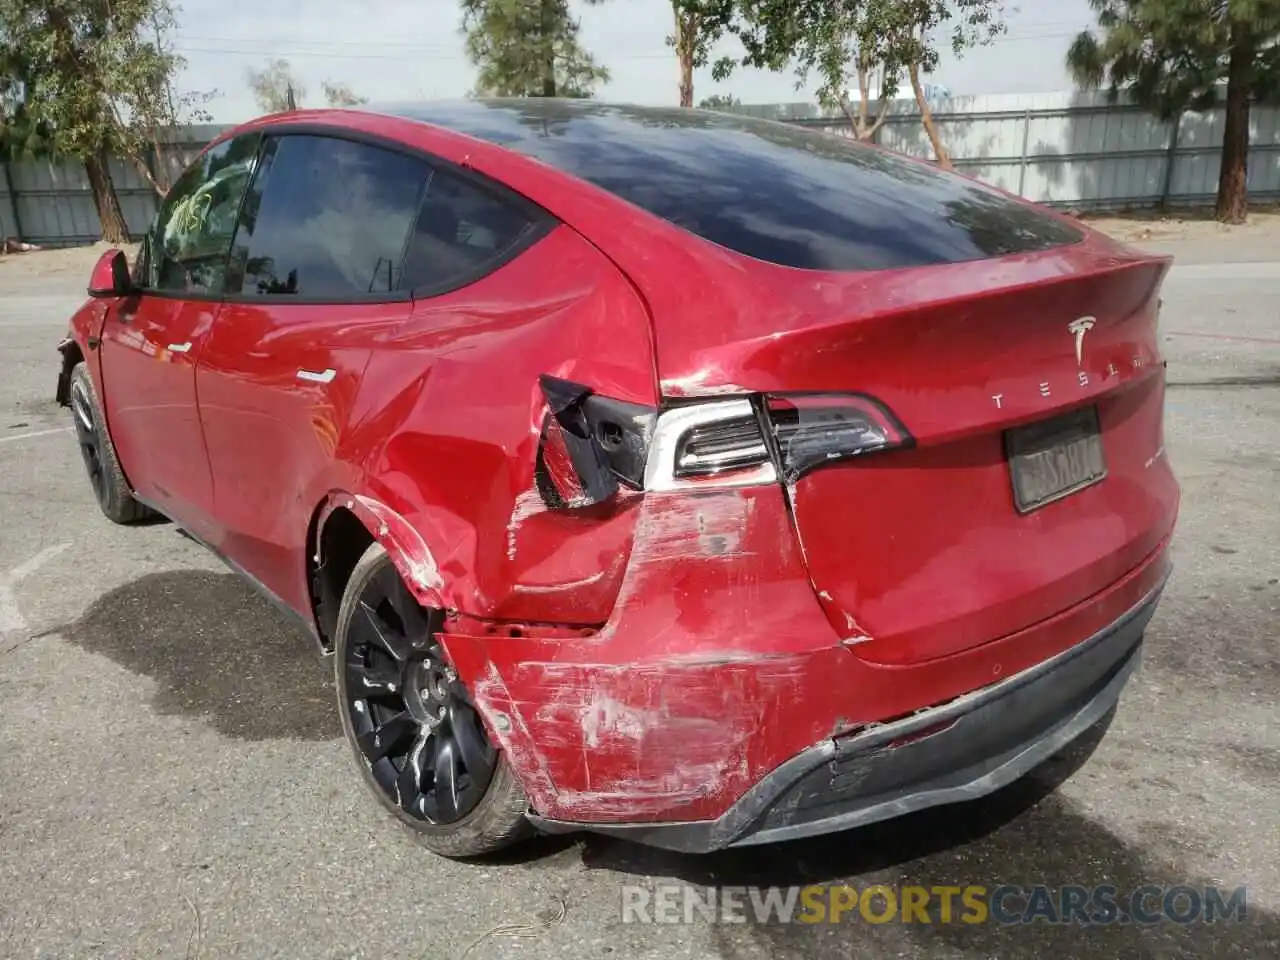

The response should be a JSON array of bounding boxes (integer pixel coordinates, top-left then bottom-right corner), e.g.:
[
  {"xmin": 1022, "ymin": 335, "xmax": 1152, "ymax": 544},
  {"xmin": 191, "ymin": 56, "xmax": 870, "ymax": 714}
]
[
  {"xmin": 765, "ymin": 394, "xmax": 911, "ymax": 483},
  {"xmin": 649, "ymin": 394, "xmax": 911, "ymax": 489},
  {"xmin": 536, "ymin": 379, "xmax": 911, "ymax": 504},
  {"xmin": 536, "ymin": 375, "xmax": 656, "ymax": 507}
]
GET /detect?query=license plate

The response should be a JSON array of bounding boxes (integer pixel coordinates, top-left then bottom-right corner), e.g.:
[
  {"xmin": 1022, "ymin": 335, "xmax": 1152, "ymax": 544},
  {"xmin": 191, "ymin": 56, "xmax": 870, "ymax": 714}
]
[{"xmin": 1006, "ymin": 407, "xmax": 1106, "ymax": 513}]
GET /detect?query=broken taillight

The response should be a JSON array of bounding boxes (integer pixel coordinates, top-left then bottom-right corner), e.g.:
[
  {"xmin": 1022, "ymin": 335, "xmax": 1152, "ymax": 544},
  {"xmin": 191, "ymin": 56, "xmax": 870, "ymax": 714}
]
[
  {"xmin": 535, "ymin": 379, "xmax": 911, "ymax": 505},
  {"xmin": 653, "ymin": 394, "xmax": 911, "ymax": 488},
  {"xmin": 765, "ymin": 394, "xmax": 911, "ymax": 483},
  {"xmin": 536, "ymin": 376, "xmax": 656, "ymax": 507}
]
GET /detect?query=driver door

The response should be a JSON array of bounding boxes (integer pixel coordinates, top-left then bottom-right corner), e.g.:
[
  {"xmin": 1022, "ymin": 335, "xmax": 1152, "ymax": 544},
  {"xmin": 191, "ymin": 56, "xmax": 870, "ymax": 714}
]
[{"xmin": 96, "ymin": 133, "xmax": 262, "ymax": 540}]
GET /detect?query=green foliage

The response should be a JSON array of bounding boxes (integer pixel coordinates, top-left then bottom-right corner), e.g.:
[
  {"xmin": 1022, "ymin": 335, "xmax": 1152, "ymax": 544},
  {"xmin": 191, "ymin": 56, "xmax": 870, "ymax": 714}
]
[
  {"xmin": 1, "ymin": 43, "xmax": 48, "ymax": 158},
  {"xmin": 732, "ymin": 1, "xmax": 1003, "ymax": 139},
  {"xmin": 0, "ymin": 0, "xmax": 202, "ymax": 159},
  {"xmin": 697, "ymin": 93, "xmax": 741, "ymax": 110},
  {"xmin": 248, "ymin": 58, "xmax": 305, "ymax": 113},
  {"xmin": 322, "ymin": 81, "xmax": 367, "ymax": 108},
  {"xmin": 1067, "ymin": 0, "xmax": 1280, "ymax": 119},
  {"xmin": 461, "ymin": 0, "xmax": 609, "ymax": 98}
]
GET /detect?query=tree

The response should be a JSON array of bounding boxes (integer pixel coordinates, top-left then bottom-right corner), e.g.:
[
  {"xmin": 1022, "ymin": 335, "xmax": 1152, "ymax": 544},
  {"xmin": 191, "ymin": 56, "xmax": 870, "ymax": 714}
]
[
  {"xmin": 111, "ymin": 4, "xmax": 216, "ymax": 197},
  {"xmin": 670, "ymin": 1, "xmax": 736, "ymax": 107},
  {"xmin": 322, "ymin": 80, "xmax": 367, "ymax": 107},
  {"xmin": 698, "ymin": 93, "xmax": 741, "ymax": 110},
  {"xmin": 461, "ymin": 0, "xmax": 609, "ymax": 98},
  {"xmin": 898, "ymin": 2, "xmax": 1005, "ymax": 168},
  {"xmin": 733, "ymin": 1, "xmax": 1005, "ymax": 165},
  {"xmin": 0, "ymin": 0, "xmax": 194, "ymax": 242},
  {"xmin": 735, "ymin": 0, "xmax": 906, "ymax": 140},
  {"xmin": 248, "ymin": 58, "xmax": 305, "ymax": 114},
  {"xmin": 1068, "ymin": 0, "xmax": 1280, "ymax": 224}
]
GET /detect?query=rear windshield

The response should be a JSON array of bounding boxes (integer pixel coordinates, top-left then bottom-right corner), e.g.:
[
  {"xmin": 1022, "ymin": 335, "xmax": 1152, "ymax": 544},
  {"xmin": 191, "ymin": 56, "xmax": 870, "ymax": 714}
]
[{"xmin": 393, "ymin": 100, "xmax": 1082, "ymax": 272}]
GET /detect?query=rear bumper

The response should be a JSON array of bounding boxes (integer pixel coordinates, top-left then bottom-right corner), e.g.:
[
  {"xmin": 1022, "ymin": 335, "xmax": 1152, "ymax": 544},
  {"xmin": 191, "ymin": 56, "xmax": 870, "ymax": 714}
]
[{"xmin": 527, "ymin": 579, "xmax": 1160, "ymax": 852}]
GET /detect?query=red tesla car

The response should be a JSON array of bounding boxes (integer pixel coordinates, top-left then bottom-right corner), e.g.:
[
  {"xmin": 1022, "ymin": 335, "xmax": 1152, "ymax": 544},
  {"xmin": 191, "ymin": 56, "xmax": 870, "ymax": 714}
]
[{"xmin": 56, "ymin": 100, "xmax": 1178, "ymax": 858}]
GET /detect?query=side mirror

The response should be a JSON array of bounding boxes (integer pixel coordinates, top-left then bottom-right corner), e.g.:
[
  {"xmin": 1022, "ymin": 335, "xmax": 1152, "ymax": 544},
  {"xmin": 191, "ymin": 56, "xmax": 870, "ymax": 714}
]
[{"xmin": 88, "ymin": 248, "xmax": 133, "ymax": 298}]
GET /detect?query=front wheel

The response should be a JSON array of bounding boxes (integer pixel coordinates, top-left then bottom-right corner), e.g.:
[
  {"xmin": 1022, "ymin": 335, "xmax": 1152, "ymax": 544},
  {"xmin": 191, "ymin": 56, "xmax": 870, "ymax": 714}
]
[
  {"xmin": 334, "ymin": 542, "xmax": 532, "ymax": 858},
  {"xmin": 68, "ymin": 363, "xmax": 155, "ymax": 525}
]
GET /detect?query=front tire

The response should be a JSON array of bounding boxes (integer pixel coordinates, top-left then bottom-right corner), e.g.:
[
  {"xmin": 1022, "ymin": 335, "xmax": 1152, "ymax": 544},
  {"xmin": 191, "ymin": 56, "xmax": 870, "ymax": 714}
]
[
  {"xmin": 334, "ymin": 542, "xmax": 532, "ymax": 858},
  {"xmin": 68, "ymin": 362, "xmax": 154, "ymax": 524}
]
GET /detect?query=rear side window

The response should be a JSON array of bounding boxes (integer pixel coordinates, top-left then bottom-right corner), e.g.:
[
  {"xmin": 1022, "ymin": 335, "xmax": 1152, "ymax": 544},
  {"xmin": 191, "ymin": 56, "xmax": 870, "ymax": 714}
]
[
  {"xmin": 396, "ymin": 101, "xmax": 1083, "ymax": 272},
  {"xmin": 228, "ymin": 135, "xmax": 429, "ymax": 297},
  {"xmin": 399, "ymin": 167, "xmax": 538, "ymax": 292}
]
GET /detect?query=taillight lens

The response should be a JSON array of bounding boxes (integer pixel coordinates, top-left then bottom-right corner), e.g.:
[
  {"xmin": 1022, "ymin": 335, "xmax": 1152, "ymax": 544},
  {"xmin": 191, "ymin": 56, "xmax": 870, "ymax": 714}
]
[
  {"xmin": 766, "ymin": 394, "xmax": 910, "ymax": 483},
  {"xmin": 674, "ymin": 415, "xmax": 769, "ymax": 477}
]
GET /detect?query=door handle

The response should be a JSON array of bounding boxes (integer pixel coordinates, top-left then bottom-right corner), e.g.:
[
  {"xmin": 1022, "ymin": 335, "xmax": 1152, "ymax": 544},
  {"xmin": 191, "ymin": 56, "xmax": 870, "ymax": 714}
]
[
  {"xmin": 167, "ymin": 342, "xmax": 193, "ymax": 354},
  {"xmin": 296, "ymin": 368, "xmax": 336, "ymax": 384}
]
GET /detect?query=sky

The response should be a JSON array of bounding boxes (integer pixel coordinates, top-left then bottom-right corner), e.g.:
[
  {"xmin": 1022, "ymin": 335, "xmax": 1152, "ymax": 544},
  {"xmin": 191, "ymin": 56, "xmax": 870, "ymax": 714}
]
[{"xmin": 173, "ymin": 0, "xmax": 1099, "ymax": 123}]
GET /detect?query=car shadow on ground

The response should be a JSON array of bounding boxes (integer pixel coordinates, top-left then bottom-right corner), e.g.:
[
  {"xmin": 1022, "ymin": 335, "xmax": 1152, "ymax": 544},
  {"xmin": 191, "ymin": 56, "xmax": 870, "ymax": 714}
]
[
  {"xmin": 554, "ymin": 716, "xmax": 1276, "ymax": 958},
  {"xmin": 61, "ymin": 568, "xmax": 340, "ymax": 742}
]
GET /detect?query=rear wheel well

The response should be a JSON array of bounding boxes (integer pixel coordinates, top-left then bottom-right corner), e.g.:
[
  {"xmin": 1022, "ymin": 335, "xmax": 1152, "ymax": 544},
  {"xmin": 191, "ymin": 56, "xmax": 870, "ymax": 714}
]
[{"xmin": 310, "ymin": 506, "xmax": 375, "ymax": 652}]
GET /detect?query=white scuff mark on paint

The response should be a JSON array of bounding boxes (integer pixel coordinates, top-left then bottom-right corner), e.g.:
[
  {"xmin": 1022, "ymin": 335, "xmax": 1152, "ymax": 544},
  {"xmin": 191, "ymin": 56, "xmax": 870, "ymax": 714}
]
[
  {"xmin": 511, "ymin": 571, "xmax": 606, "ymax": 594},
  {"xmin": 841, "ymin": 634, "xmax": 874, "ymax": 647},
  {"xmin": 659, "ymin": 368, "xmax": 750, "ymax": 398},
  {"xmin": 580, "ymin": 694, "xmax": 659, "ymax": 748},
  {"xmin": 506, "ymin": 487, "xmax": 547, "ymax": 561},
  {"xmin": 818, "ymin": 590, "xmax": 834, "ymax": 602},
  {"xmin": 632, "ymin": 490, "xmax": 753, "ymax": 561},
  {"xmin": 352, "ymin": 495, "xmax": 445, "ymax": 594},
  {"xmin": 1144, "ymin": 445, "xmax": 1166, "ymax": 470},
  {"xmin": 0, "ymin": 543, "xmax": 70, "ymax": 636}
]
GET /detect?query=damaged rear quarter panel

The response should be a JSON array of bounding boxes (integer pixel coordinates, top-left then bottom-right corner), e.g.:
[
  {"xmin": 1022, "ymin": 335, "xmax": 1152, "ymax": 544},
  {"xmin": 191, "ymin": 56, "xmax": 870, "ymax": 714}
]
[
  {"xmin": 441, "ymin": 486, "xmax": 855, "ymax": 822},
  {"xmin": 344, "ymin": 224, "xmax": 658, "ymax": 624}
]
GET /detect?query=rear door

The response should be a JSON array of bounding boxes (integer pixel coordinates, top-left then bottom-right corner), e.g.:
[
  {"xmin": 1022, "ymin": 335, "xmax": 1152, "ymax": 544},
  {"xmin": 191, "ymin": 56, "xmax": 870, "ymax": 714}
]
[
  {"xmin": 195, "ymin": 133, "xmax": 428, "ymax": 609},
  {"xmin": 96, "ymin": 133, "xmax": 260, "ymax": 535}
]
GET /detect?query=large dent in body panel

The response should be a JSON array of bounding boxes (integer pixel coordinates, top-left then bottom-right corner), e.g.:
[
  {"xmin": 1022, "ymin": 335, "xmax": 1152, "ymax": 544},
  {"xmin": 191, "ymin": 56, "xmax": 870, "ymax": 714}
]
[
  {"xmin": 443, "ymin": 488, "xmax": 1177, "ymax": 825},
  {"xmin": 441, "ymin": 486, "xmax": 846, "ymax": 822},
  {"xmin": 345, "ymin": 226, "xmax": 656, "ymax": 625},
  {"xmin": 321, "ymin": 493, "xmax": 454, "ymax": 610}
]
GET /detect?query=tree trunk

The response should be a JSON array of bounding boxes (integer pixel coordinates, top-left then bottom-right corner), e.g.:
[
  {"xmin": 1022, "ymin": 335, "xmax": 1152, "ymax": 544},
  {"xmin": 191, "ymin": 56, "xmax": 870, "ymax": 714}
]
[
  {"xmin": 909, "ymin": 64, "xmax": 951, "ymax": 168},
  {"xmin": 1216, "ymin": 23, "xmax": 1252, "ymax": 224},
  {"xmin": 674, "ymin": 9, "xmax": 695, "ymax": 107},
  {"xmin": 85, "ymin": 152, "xmax": 129, "ymax": 244},
  {"xmin": 540, "ymin": 0, "xmax": 557, "ymax": 97}
]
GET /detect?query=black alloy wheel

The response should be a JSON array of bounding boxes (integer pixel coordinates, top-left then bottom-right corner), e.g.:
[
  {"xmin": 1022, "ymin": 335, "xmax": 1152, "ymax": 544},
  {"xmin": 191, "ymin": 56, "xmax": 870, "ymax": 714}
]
[
  {"xmin": 70, "ymin": 376, "xmax": 108, "ymax": 509},
  {"xmin": 67, "ymin": 363, "xmax": 152, "ymax": 524},
  {"xmin": 341, "ymin": 562, "xmax": 498, "ymax": 824}
]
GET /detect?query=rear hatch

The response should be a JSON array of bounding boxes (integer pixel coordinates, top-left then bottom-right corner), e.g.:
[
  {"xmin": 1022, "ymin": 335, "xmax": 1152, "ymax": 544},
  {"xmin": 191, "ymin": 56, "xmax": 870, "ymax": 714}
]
[
  {"xmin": 756, "ymin": 251, "xmax": 1177, "ymax": 664},
  {"xmin": 650, "ymin": 238, "xmax": 1179, "ymax": 664}
]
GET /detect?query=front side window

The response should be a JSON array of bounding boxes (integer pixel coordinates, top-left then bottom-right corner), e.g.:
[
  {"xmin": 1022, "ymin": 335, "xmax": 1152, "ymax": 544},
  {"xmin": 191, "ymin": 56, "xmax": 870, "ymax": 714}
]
[
  {"xmin": 227, "ymin": 135, "xmax": 430, "ymax": 298},
  {"xmin": 143, "ymin": 133, "xmax": 262, "ymax": 294}
]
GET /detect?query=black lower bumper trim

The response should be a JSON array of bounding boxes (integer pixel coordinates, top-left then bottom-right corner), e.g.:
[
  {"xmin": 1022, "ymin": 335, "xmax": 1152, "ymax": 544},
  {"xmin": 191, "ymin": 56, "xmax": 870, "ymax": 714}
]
[{"xmin": 528, "ymin": 578, "xmax": 1165, "ymax": 853}]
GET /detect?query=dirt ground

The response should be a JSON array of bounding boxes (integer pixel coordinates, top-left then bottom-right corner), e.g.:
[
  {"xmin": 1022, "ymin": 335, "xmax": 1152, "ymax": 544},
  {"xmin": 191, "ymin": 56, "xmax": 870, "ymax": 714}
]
[{"xmin": 1081, "ymin": 208, "xmax": 1280, "ymax": 246}]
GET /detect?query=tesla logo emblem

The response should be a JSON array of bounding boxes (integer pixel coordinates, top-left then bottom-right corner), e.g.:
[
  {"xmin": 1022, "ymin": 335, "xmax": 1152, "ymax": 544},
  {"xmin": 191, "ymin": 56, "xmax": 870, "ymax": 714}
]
[{"xmin": 1068, "ymin": 317, "xmax": 1096, "ymax": 367}]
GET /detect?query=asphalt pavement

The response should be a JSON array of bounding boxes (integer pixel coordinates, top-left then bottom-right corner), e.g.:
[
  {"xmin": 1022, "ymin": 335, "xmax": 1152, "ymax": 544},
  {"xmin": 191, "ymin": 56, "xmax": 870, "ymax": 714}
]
[{"xmin": 0, "ymin": 239, "xmax": 1276, "ymax": 959}]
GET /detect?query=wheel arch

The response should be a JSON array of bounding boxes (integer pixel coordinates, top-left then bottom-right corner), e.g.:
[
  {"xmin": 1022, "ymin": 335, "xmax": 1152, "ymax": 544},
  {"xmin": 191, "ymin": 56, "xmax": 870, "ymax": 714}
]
[
  {"xmin": 55, "ymin": 336, "xmax": 86, "ymax": 407},
  {"xmin": 307, "ymin": 490, "xmax": 454, "ymax": 651}
]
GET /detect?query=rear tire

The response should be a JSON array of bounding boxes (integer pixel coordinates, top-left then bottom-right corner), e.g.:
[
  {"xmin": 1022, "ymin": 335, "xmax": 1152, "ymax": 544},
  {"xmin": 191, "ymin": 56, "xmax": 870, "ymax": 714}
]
[
  {"xmin": 334, "ymin": 542, "xmax": 532, "ymax": 858},
  {"xmin": 68, "ymin": 362, "xmax": 154, "ymax": 525}
]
